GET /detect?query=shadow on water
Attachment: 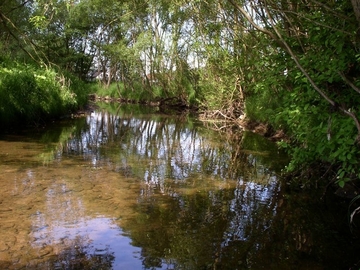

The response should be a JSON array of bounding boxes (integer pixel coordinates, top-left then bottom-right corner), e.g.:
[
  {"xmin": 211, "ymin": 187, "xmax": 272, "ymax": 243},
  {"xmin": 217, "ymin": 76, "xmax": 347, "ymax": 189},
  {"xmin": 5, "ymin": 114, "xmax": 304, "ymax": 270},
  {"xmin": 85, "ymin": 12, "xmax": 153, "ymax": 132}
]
[{"xmin": 0, "ymin": 102, "xmax": 359, "ymax": 269}]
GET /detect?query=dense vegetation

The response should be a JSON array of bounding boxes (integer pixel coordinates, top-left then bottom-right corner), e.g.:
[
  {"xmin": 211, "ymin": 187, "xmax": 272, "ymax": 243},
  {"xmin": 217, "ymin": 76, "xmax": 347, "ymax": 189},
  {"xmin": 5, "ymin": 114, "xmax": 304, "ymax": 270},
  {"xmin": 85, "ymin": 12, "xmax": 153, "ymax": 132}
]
[
  {"xmin": 0, "ymin": 57, "xmax": 88, "ymax": 126},
  {"xmin": 1, "ymin": 0, "xmax": 360, "ymax": 188}
]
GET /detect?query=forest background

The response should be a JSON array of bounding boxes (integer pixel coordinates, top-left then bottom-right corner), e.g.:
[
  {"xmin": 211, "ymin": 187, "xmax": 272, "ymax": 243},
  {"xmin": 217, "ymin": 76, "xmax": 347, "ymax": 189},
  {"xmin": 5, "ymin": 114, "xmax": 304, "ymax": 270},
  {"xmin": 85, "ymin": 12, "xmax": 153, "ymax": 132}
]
[{"xmin": 1, "ymin": 0, "xmax": 360, "ymax": 189}]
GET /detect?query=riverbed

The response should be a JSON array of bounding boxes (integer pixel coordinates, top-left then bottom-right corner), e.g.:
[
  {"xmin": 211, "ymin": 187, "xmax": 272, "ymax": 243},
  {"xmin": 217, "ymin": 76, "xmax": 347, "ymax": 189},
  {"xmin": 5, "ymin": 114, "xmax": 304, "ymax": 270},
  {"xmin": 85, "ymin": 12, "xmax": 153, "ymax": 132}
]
[{"xmin": 0, "ymin": 103, "xmax": 359, "ymax": 269}]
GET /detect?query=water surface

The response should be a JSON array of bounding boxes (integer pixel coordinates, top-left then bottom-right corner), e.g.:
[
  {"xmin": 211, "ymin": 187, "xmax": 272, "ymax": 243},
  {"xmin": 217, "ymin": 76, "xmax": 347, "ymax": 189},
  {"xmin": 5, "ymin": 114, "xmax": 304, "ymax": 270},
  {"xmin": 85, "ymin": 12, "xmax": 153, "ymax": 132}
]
[{"xmin": 0, "ymin": 103, "xmax": 358, "ymax": 269}]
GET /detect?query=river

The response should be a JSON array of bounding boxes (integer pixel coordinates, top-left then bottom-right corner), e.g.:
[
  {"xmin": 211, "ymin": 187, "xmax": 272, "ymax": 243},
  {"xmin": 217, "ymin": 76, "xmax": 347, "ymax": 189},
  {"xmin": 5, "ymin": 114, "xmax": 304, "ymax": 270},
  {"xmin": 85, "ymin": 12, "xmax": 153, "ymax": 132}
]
[{"xmin": 0, "ymin": 103, "xmax": 359, "ymax": 269}]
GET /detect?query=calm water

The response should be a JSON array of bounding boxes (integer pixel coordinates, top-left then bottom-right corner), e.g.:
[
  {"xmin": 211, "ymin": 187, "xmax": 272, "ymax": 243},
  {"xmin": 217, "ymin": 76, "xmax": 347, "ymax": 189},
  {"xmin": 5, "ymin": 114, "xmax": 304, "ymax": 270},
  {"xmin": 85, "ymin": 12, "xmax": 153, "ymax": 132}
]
[{"xmin": 0, "ymin": 103, "xmax": 359, "ymax": 269}]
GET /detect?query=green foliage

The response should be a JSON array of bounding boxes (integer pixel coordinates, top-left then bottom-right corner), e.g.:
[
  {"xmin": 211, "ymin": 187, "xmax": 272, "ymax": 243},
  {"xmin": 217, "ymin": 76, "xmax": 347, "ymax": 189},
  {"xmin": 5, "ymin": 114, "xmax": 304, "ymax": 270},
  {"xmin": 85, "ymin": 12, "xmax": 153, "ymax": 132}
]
[
  {"xmin": 91, "ymin": 82, "xmax": 158, "ymax": 101},
  {"xmin": 196, "ymin": 49, "xmax": 240, "ymax": 110},
  {"xmin": 2, "ymin": 0, "xmax": 360, "ymax": 187},
  {"xmin": 0, "ymin": 61, "xmax": 85, "ymax": 126},
  {"xmin": 90, "ymin": 83, "xmax": 119, "ymax": 98},
  {"xmin": 62, "ymin": 71, "xmax": 90, "ymax": 107},
  {"xmin": 245, "ymin": 88, "xmax": 282, "ymax": 125},
  {"xmin": 235, "ymin": 0, "xmax": 360, "ymax": 187},
  {"xmin": 272, "ymin": 70, "xmax": 360, "ymax": 185}
]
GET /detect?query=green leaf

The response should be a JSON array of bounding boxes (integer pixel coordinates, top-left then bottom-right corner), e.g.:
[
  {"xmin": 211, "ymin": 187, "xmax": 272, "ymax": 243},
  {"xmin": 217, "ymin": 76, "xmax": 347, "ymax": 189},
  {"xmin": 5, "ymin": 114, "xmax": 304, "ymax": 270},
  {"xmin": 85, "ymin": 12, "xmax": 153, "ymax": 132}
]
[{"xmin": 338, "ymin": 180, "xmax": 345, "ymax": 188}]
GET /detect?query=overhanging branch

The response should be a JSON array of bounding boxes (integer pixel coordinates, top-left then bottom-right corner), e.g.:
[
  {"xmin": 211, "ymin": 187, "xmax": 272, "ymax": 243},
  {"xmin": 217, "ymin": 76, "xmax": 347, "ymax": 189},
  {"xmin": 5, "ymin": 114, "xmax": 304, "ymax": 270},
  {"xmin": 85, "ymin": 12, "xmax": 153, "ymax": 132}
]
[{"xmin": 226, "ymin": 0, "xmax": 360, "ymax": 143}]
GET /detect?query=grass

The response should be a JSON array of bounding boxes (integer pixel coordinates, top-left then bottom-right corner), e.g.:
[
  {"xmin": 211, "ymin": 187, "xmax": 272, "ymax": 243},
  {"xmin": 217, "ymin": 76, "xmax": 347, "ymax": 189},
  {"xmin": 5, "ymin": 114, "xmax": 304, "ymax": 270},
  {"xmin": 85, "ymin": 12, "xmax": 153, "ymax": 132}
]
[
  {"xmin": 0, "ymin": 60, "xmax": 89, "ymax": 127},
  {"xmin": 89, "ymin": 81, "xmax": 160, "ymax": 101}
]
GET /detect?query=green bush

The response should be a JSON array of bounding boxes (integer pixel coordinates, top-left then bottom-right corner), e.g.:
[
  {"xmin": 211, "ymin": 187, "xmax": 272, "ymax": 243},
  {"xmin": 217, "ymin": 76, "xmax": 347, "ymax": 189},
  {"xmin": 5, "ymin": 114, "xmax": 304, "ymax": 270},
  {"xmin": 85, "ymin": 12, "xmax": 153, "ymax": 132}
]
[
  {"xmin": 0, "ymin": 61, "xmax": 86, "ymax": 126},
  {"xmin": 270, "ymin": 74, "xmax": 360, "ymax": 187},
  {"xmin": 62, "ymin": 71, "xmax": 89, "ymax": 108},
  {"xmin": 91, "ymin": 81, "xmax": 159, "ymax": 101}
]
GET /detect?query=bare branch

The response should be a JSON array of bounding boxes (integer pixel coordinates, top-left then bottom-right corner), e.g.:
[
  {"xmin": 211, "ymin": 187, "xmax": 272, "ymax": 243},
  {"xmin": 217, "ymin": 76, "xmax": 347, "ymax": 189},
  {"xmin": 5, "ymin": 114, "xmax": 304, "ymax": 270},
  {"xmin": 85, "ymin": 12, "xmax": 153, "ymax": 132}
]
[
  {"xmin": 226, "ymin": 0, "xmax": 360, "ymax": 142},
  {"xmin": 338, "ymin": 72, "xmax": 360, "ymax": 95},
  {"xmin": 227, "ymin": 0, "xmax": 277, "ymax": 40}
]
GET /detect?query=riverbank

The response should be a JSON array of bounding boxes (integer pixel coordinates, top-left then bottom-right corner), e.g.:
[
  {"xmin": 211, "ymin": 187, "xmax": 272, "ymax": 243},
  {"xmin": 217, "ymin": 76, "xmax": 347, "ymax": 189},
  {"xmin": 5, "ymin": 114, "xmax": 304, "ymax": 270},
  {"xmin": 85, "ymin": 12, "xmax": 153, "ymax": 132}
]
[
  {"xmin": 0, "ymin": 61, "xmax": 89, "ymax": 128},
  {"xmin": 88, "ymin": 93, "xmax": 288, "ymax": 144}
]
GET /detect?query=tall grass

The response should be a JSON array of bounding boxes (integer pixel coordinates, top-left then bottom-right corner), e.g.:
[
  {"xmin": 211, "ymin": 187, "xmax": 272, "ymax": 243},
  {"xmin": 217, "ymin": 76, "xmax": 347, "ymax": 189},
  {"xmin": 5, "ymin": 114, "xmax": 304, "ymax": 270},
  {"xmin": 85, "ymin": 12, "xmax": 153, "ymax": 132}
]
[
  {"xmin": 0, "ymin": 60, "xmax": 88, "ymax": 127},
  {"xmin": 90, "ymin": 81, "xmax": 157, "ymax": 101}
]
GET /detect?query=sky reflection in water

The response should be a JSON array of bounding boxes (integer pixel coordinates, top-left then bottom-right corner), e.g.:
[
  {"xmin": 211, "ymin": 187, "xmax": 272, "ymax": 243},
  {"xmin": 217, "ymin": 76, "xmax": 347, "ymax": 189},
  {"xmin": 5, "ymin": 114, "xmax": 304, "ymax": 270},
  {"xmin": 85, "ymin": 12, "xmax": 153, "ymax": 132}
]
[
  {"xmin": 33, "ymin": 217, "xmax": 144, "ymax": 269},
  {"xmin": 0, "ymin": 106, "xmax": 287, "ymax": 269}
]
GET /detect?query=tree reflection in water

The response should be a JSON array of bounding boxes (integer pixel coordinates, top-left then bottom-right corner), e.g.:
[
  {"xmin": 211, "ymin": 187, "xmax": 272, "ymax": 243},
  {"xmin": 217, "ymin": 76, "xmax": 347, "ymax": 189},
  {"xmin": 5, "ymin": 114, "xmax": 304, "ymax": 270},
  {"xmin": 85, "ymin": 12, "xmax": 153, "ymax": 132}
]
[
  {"xmin": 51, "ymin": 239, "xmax": 115, "ymax": 270},
  {"xmin": 53, "ymin": 106, "xmax": 284, "ymax": 269},
  {"xmin": 4, "ymin": 104, "xmax": 355, "ymax": 269}
]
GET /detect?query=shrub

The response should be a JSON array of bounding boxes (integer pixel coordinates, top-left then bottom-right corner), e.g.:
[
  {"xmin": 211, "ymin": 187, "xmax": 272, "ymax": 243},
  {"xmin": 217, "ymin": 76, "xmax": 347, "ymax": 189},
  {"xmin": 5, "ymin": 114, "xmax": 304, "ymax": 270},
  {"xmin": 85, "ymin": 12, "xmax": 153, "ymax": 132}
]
[{"xmin": 0, "ymin": 61, "xmax": 86, "ymax": 127}]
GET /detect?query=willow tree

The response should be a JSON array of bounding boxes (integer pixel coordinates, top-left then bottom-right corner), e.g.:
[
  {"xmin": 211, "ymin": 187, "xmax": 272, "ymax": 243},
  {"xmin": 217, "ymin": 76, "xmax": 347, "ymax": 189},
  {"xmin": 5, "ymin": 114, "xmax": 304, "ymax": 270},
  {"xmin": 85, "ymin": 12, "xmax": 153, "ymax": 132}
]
[
  {"xmin": 0, "ymin": 0, "xmax": 41, "ymax": 62},
  {"xmin": 224, "ymin": 0, "xmax": 360, "ymax": 186}
]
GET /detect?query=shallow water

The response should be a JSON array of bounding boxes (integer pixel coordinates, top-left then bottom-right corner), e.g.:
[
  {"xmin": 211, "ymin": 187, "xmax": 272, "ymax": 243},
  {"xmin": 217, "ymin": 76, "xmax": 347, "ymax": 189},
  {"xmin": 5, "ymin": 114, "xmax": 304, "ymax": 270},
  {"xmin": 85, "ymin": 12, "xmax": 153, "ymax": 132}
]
[{"xmin": 0, "ymin": 103, "xmax": 359, "ymax": 269}]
